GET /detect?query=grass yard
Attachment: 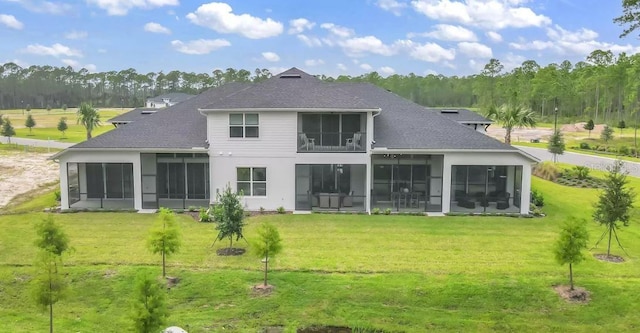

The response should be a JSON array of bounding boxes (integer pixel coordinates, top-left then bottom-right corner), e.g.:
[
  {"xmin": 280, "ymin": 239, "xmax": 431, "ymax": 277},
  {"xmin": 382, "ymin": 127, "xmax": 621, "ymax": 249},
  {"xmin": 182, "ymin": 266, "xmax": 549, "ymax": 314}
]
[
  {"xmin": 0, "ymin": 177, "xmax": 639, "ymax": 332},
  {"xmin": 0, "ymin": 108, "xmax": 126, "ymax": 142}
]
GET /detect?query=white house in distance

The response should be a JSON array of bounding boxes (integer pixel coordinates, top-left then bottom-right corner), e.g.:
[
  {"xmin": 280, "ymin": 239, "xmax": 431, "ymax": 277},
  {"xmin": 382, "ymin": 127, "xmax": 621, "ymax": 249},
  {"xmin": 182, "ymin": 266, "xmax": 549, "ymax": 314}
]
[
  {"xmin": 52, "ymin": 68, "xmax": 537, "ymax": 215},
  {"xmin": 146, "ymin": 92, "xmax": 194, "ymax": 108}
]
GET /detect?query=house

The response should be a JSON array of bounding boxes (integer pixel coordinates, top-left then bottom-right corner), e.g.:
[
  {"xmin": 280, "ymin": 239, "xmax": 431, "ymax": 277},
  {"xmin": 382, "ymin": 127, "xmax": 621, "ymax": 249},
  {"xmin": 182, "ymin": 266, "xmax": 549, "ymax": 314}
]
[
  {"xmin": 145, "ymin": 92, "xmax": 194, "ymax": 108},
  {"xmin": 52, "ymin": 68, "xmax": 537, "ymax": 215},
  {"xmin": 433, "ymin": 108, "xmax": 493, "ymax": 132}
]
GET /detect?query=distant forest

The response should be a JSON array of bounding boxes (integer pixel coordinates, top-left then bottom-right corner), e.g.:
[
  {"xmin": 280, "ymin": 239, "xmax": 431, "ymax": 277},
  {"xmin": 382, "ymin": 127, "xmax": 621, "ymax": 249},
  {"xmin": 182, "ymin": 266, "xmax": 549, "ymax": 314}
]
[{"xmin": 2, "ymin": 48, "xmax": 640, "ymax": 123}]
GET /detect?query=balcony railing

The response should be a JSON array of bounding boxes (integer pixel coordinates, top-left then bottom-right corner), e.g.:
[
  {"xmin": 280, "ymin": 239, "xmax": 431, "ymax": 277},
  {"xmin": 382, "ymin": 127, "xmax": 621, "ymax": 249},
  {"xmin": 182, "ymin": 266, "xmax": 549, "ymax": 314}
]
[{"xmin": 298, "ymin": 132, "xmax": 366, "ymax": 152}]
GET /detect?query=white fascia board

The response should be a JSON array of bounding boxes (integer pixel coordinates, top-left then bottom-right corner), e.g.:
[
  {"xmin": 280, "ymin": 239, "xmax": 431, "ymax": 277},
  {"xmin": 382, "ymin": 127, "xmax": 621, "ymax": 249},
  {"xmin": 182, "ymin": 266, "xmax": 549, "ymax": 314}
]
[
  {"xmin": 199, "ymin": 107, "xmax": 381, "ymax": 116},
  {"xmin": 49, "ymin": 147, "xmax": 209, "ymax": 160},
  {"xmin": 371, "ymin": 148, "xmax": 540, "ymax": 163}
]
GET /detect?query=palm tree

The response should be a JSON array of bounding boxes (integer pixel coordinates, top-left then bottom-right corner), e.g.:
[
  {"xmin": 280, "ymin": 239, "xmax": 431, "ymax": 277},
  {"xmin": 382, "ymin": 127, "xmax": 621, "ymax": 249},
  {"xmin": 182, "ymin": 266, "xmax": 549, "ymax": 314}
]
[
  {"xmin": 77, "ymin": 102, "xmax": 100, "ymax": 140},
  {"xmin": 485, "ymin": 104, "xmax": 537, "ymax": 144}
]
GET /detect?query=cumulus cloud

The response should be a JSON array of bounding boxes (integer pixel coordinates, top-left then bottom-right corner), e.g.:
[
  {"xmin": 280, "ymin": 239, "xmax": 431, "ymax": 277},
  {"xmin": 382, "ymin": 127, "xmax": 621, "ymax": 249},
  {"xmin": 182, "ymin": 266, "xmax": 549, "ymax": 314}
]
[
  {"xmin": 144, "ymin": 22, "xmax": 171, "ymax": 34},
  {"xmin": 186, "ymin": 2, "xmax": 283, "ymax": 39},
  {"xmin": 458, "ymin": 41, "xmax": 492, "ymax": 58},
  {"xmin": 304, "ymin": 59, "xmax": 324, "ymax": 66},
  {"xmin": 320, "ymin": 23, "xmax": 354, "ymax": 38},
  {"xmin": 0, "ymin": 14, "xmax": 24, "ymax": 29},
  {"xmin": 297, "ymin": 34, "xmax": 322, "ymax": 47},
  {"xmin": 376, "ymin": 0, "xmax": 408, "ymax": 16},
  {"xmin": 22, "ymin": 43, "xmax": 82, "ymax": 57},
  {"xmin": 379, "ymin": 66, "xmax": 396, "ymax": 75},
  {"xmin": 337, "ymin": 63, "xmax": 348, "ymax": 71},
  {"xmin": 405, "ymin": 41, "xmax": 456, "ymax": 62},
  {"xmin": 360, "ymin": 63, "xmax": 373, "ymax": 71},
  {"xmin": 288, "ymin": 18, "xmax": 315, "ymax": 34},
  {"xmin": 262, "ymin": 51, "xmax": 280, "ymax": 62},
  {"xmin": 411, "ymin": 24, "xmax": 477, "ymax": 41},
  {"xmin": 87, "ymin": 0, "xmax": 178, "ymax": 16},
  {"xmin": 170, "ymin": 39, "xmax": 231, "ymax": 55},
  {"xmin": 64, "ymin": 30, "xmax": 88, "ymax": 39},
  {"xmin": 486, "ymin": 31, "xmax": 503, "ymax": 42},
  {"xmin": 411, "ymin": 0, "xmax": 551, "ymax": 30},
  {"xmin": 338, "ymin": 36, "xmax": 397, "ymax": 57}
]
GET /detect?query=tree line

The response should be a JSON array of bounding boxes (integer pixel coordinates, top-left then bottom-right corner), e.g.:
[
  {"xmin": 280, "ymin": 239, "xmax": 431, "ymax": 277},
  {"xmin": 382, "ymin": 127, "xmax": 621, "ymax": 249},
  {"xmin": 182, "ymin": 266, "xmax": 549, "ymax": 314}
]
[{"xmin": 2, "ymin": 48, "xmax": 640, "ymax": 123}]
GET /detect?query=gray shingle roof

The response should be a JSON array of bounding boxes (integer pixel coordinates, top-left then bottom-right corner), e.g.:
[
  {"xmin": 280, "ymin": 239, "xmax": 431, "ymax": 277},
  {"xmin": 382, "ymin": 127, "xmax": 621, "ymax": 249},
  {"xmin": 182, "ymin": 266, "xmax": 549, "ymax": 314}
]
[
  {"xmin": 429, "ymin": 108, "xmax": 492, "ymax": 123},
  {"xmin": 108, "ymin": 108, "xmax": 157, "ymax": 124},
  {"xmin": 64, "ymin": 68, "xmax": 514, "ymax": 152},
  {"xmin": 201, "ymin": 68, "xmax": 379, "ymax": 110}
]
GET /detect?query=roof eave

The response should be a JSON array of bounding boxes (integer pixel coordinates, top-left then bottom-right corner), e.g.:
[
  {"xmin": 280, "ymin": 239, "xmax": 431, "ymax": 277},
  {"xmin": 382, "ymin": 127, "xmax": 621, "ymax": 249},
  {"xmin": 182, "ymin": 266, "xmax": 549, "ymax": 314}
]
[
  {"xmin": 371, "ymin": 147, "xmax": 540, "ymax": 163},
  {"xmin": 199, "ymin": 107, "xmax": 382, "ymax": 115}
]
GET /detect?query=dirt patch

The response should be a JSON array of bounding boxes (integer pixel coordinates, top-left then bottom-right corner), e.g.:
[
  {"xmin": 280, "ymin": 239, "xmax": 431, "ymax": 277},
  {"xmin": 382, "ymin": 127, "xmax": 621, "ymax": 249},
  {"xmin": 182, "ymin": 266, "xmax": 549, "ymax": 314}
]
[
  {"xmin": 252, "ymin": 284, "xmax": 274, "ymax": 295},
  {"xmin": 594, "ymin": 253, "xmax": 625, "ymax": 263},
  {"xmin": 486, "ymin": 126, "xmax": 552, "ymax": 142},
  {"xmin": 216, "ymin": 247, "xmax": 246, "ymax": 256},
  {"xmin": 0, "ymin": 150, "xmax": 58, "ymax": 209},
  {"xmin": 166, "ymin": 276, "xmax": 180, "ymax": 288},
  {"xmin": 553, "ymin": 285, "xmax": 591, "ymax": 303}
]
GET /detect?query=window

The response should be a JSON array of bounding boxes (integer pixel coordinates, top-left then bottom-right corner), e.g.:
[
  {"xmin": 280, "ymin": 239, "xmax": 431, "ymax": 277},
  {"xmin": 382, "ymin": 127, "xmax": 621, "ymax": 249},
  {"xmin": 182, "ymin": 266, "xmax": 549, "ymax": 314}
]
[
  {"xmin": 230, "ymin": 113, "xmax": 259, "ymax": 138},
  {"xmin": 237, "ymin": 167, "xmax": 266, "ymax": 196}
]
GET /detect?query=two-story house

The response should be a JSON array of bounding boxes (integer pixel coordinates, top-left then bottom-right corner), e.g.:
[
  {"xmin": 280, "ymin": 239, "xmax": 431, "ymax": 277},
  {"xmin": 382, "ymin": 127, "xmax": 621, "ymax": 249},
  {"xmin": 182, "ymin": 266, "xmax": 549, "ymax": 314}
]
[
  {"xmin": 145, "ymin": 92, "xmax": 195, "ymax": 108},
  {"xmin": 52, "ymin": 68, "xmax": 537, "ymax": 215}
]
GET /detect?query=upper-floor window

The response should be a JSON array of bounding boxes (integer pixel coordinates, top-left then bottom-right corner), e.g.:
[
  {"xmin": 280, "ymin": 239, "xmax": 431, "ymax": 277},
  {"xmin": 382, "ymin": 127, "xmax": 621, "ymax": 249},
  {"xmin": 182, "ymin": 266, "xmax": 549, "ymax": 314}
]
[{"xmin": 230, "ymin": 113, "xmax": 259, "ymax": 138}]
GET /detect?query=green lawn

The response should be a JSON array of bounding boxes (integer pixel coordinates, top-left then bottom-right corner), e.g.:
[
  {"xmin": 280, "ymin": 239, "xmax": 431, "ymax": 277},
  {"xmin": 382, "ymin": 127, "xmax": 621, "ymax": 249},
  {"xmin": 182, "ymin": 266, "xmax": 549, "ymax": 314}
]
[
  {"xmin": 0, "ymin": 177, "xmax": 639, "ymax": 331},
  {"xmin": 1, "ymin": 108, "xmax": 126, "ymax": 142}
]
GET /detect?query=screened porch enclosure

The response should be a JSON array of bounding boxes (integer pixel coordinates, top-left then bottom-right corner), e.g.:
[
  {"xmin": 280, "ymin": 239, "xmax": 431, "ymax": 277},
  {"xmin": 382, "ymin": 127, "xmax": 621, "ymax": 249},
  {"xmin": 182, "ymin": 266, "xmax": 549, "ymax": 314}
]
[
  {"xmin": 371, "ymin": 154, "xmax": 444, "ymax": 212},
  {"xmin": 67, "ymin": 162, "xmax": 134, "ymax": 209},
  {"xmin": 141, "ymin": 153, "xmax": 210, "ymax": 209},
  {"xmin": 298, "ymin": 113, "xmax": 367, "ymax": 152},
  {"xmin": 450, "ymin": 165, "xmax": 522, "ymax": 213},
  {"xmin": 295, "ymin": 164, "xmax": 366, "ymax": 211}
]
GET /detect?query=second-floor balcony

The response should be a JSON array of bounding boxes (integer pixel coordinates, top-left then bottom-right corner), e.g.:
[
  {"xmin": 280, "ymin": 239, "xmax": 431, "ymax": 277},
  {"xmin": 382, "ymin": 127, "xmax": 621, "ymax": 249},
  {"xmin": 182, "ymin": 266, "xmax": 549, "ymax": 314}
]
[{"xmin": 298, "ymin": 131, "xmax": 367, "ymax": 152}]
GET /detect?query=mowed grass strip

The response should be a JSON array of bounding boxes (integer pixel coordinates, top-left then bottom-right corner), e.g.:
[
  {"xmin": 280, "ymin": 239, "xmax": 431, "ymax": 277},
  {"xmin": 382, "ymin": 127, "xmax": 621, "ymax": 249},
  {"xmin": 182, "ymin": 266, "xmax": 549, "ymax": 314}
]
[{"xmin": 0, "ymin": 176, "xmax": 639, "ymax": 331}]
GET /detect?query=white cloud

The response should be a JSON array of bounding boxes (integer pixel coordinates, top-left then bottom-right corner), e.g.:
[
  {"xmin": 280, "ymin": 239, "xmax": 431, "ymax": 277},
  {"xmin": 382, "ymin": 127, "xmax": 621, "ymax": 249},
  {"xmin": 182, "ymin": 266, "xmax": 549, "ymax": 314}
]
[
  {"xmin": 144, "ymin": 22, "xmax": 171, "ymax": 34},
  {"xmin": 360, "ymin": 63, "xmax": 373, "ymax": 71},
  {"xmin": 170, "ymin": 39, "xmax": 231, "ymax": 55},
  {"xmin": 376, "ymin": 0, "xmax": 408, "ymax": 16},
  {"xmin": 417, "ymin": 24, "xmax": 477, "ymax": 41},
  {"xmin": 458, "ymin": 41, "xmax": 492, "ymax": 58},
  {"xmin": 4, "ymin": 0, "xmax": 72, "ymax": 15},
  {"xmin": 305, "ymin": 59, "xmax": 324, "ymax": 66},
  {"xmin": 186, "ymin": 2, "xmax": 283, "ymax": 39},
  {"xmin": 87, "ymin": 0, "xmax": 178, "ymax": 16},
  {"xmin": 411, "ymin": 0, "xmax": 551, "ymax": 30},
  {"xmin": 379, "ymin": 66, "xmax": 396, "ymax": 75},
  {"xmin": 60, "ymin": 59, "xmax": 97, "ymax": 72},
  {"xmin": 320, "ymin": 23, "xmax": 354, "ymax": 38},
  {"xmin": 405, "ymin": 41, "xmax": 456, "ymax": 62},
  {"xmin": 22, "ymin": 43, "xmax": 82, "ymax": 57},
  {"xmin": 338, "ymin": 35, "xmax": 397, "ymax": 57},
  {"xmin": 288, "ymin": 18, "xmax": 315, "ymax": 34},
  {"xmin": 297, "ymin": 34, "xmax": 322, "ymax": 47},
  {"xmin": 2, "ymin": 58, "xmax": 28, "ymax": 67},
  {"xmin": 84, "ymin": 64, "xmax": 97, "ymax": 72},
  {"xmin": 64, "ymin": 30, "xmax": 88, "ymax": 39},
  {"xmin": 486, "ymin": 31, "xmax": 502, "ymax": 42},
  {"xmin": 337, "ymin": 63, "xmax": 347, "ymax": 71},
  {"xmin": 0, "ymin": 14, "xmax": 24, "ymax": 29},
  {"xmin": 262, "ymin": 51, "xmax": 280, "ymax": 62}
]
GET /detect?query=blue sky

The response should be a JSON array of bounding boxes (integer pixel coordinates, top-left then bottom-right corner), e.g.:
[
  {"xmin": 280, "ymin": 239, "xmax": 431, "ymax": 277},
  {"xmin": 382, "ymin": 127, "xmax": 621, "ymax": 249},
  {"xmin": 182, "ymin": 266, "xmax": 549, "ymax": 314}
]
[{"xmin": 0, "ymin": 0, "xmax": 636, "ymax": 77}]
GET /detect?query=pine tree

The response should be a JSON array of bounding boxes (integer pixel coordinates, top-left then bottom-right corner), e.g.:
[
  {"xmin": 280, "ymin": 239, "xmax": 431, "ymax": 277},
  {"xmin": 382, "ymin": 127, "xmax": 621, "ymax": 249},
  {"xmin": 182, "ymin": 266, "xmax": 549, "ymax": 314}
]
[
  {"xmin": 1, "ymin": 118, "xmax": 16, "ymax": 143},
  {"xmin": 583, "ymin": 119, "xmax": 594, "ymax": 138},
  {"xmin": 57, "ymin": 117, "xmax": 68, "ymax": 138},
  {"xmin": 548, "ymin": 130, "xmax": 565, "ymax": 163},
  {"xmin": 25, "ymin": 114, "xmax": 36, "ymax": 135}
]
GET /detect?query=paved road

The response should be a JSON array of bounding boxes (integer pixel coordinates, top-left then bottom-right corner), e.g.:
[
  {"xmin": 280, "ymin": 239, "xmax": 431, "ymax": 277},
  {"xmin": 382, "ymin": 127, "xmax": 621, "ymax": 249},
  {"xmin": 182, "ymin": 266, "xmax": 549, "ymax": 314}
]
[
  {"xmin": 517, "ymin": 146, "xmax": 640, "ymax": 178},
  {"xmin": 0, "ymin": 136, "xmax": 73, "ymax": 149}
]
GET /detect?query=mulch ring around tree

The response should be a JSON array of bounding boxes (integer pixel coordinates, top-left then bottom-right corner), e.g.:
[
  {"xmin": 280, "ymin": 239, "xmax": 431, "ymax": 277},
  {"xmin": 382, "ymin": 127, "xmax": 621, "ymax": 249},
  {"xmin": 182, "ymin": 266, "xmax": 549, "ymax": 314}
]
[
  {"xmin": 166, "ymin": 276, "xmax": 180, "ymax": 289},
  {"xmin": 553, "ymin": 285, "xmax": 591, "ymax": 304},
  {"xmin": 252, "ymin": 284, "xmax": 275, "ymax": 296},
  {"xmin": 594, "ymin": 253, "xmax": 625, "ymax": 263},
  {"xmin": 297, "ymin": 326, "xmax": 354, "ymax": 333},
  {"xmin": 216, "ymin": 247, "xmax": 246, "ymax": 256}
]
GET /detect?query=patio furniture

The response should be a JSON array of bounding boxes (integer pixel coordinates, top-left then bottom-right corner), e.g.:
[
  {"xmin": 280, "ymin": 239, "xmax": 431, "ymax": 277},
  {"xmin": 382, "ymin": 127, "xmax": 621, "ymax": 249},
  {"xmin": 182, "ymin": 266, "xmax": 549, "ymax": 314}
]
[
  {"xmin": 329, "ymin": 193, "xmax": 340, "ymax": 208},
  {"xmin": 299, "ymin": 133, "xmax": 315, "ymax": 151},
  {"xmin": 342, "ymin": 191, "xmax": 354, "ymax": 207},
  {"xmin": 496, "ymin": 192, "xmax": 510, "ymax": 210},
  {"xmin": 345, "ymin": 132, "xmax": 362, "ymax": 150},
  {"xmin": 319, "ymin": 193, "xmax": 330, "ymax": 208}
]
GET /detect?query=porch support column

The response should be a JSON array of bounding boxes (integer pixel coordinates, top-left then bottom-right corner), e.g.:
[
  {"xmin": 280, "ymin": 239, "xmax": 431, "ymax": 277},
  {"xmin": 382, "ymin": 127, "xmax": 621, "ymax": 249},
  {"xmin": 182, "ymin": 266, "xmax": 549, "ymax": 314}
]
[
  {"xmin": 365, "ymin": 157, "xmax": 372, "ymax": 214},
  {"xmin": 59, "ymin": 161, "xmax": 69, "ymax": 209},
  {"xmin": 520, "ymin": 164, "xmax": 532, "ymax": 214},
  {"xmin": 441, "ymin": 155, "xmax": 452, "ymax": 214},
  {"xmin": 133, "ymin": 157, "xmax": 143, "ymax": 210}
]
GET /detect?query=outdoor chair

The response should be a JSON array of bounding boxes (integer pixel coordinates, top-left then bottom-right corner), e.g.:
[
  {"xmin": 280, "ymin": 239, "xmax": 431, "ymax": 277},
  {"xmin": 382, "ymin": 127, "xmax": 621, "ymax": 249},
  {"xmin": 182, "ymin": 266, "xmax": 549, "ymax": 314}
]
[
  {"xmin": 346, "ymin": 132, "xmax": 362, "ymax": 150},
  {"xmin": 299, "ymin": 133, "xmax": 315, "ymax": 151}
]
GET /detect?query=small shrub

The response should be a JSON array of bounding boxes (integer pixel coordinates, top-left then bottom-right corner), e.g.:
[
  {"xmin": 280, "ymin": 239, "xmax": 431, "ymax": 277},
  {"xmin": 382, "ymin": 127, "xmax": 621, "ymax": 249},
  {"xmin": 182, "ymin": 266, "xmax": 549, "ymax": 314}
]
[
  {"xmin": 198, "ymin": 208, "xmax": 212, "ymax": 222},
  {"xmin": 61, "ymin": 104, "xmax": 67, "ymax": 111},
  {"xmin": 276, "ymin": 206, "xmax": 286, "ymax": 214},
  {"xmin": 187, "ymin": 205, "xmax": 198, "ymax": 212},
  {"xmin": 53, "ymin": 189, "xmax": 61, "ymax": 202},
  {"xmin": 531, "ymin": 189, "xmax": 544, "ymax": 207},
  {"xmin": 259, "ymin": 206, "xmax": 265, "ymax": 214},
  {"xmin": 384, "ymin": 208, "xmax": 392, "ymax": 215},
  {"xmin": 372, "ymin": 207, "xmax": 381, "ymax": 215},
  {"xmin": 597, "ymin": 146, "xmax": 606, "ymax": 152},
  {"xmin": 619, "ymin": 145, "xmax": 630, "ymax": 156},
  {"xmin": 572, "ymin": 166, "xmax": 590, "ymax": 180},
  {"xmin": 579, "ymin": 142, "xmax": 590, "ymax": 149},
  {"xmin": 532, "ymin": 161, "xmax": 561, "ymax": 181}
]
